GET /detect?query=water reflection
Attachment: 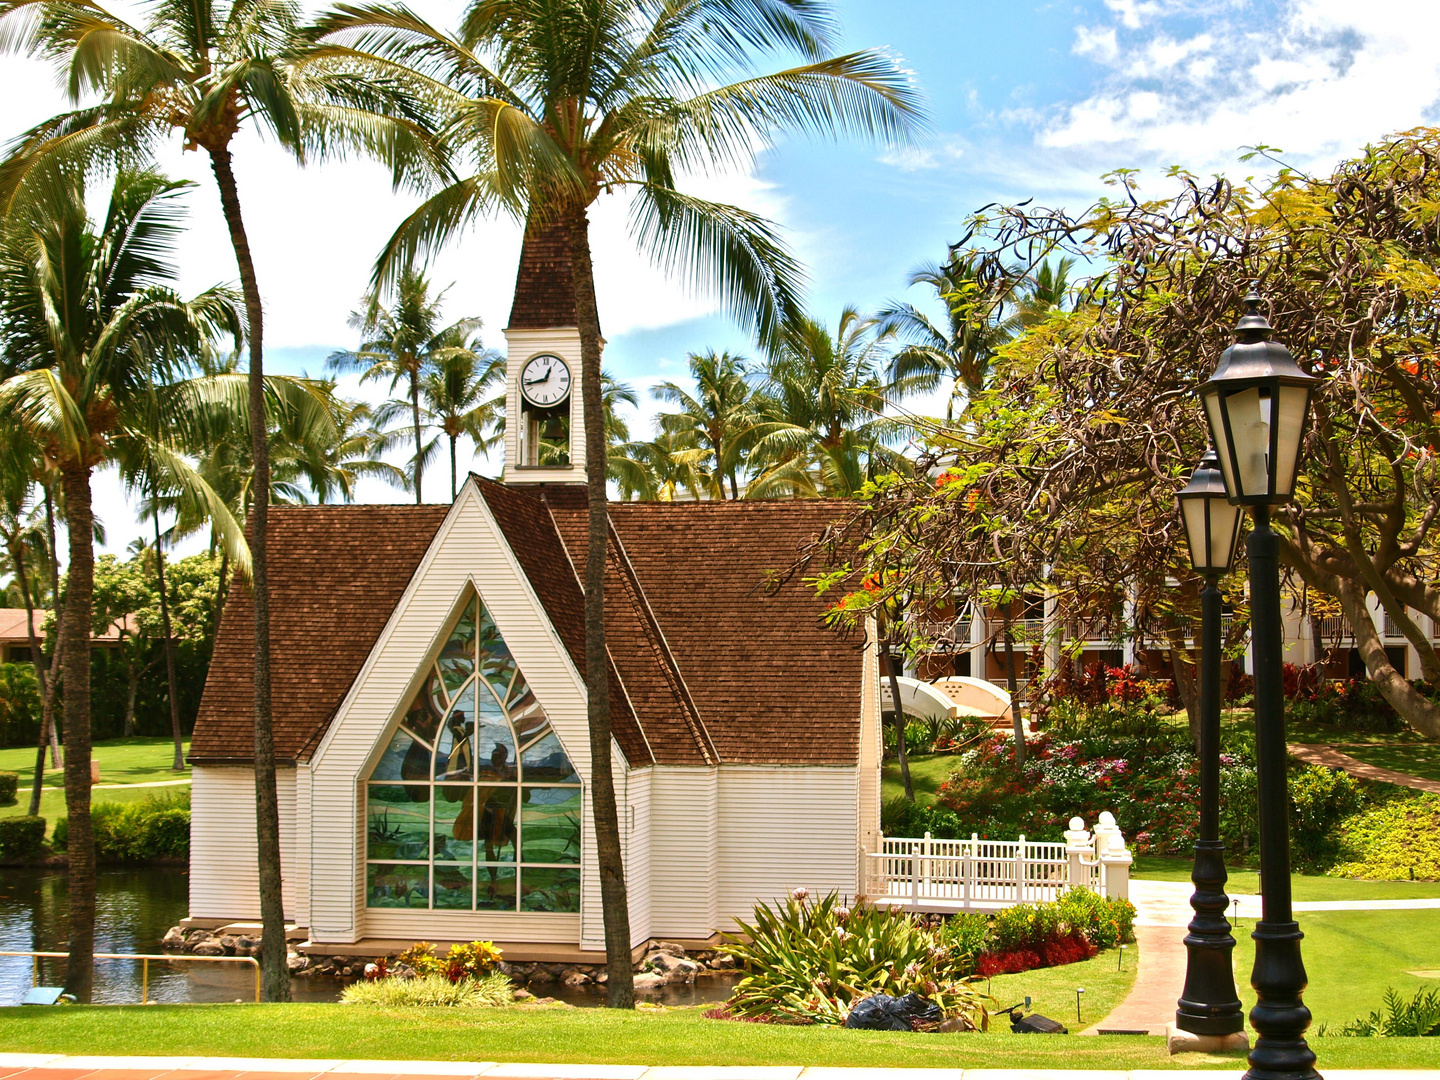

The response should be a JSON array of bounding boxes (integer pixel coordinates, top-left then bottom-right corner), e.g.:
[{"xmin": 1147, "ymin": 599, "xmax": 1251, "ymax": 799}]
[{"xmin": 0, "ymin": 866, "xmax": 740, "ymax": 1008}]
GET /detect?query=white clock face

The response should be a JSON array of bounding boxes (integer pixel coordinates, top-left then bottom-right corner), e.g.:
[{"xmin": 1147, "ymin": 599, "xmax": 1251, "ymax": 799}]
[{"xmin": 519, "ymin": 354, "xmax": 572, "ymax": 408}]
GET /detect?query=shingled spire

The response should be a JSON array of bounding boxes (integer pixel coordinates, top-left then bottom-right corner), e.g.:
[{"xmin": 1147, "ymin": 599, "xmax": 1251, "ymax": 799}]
[{"xmin": 506, "ymin": 217, "xmax": 581, "ymax": 330}]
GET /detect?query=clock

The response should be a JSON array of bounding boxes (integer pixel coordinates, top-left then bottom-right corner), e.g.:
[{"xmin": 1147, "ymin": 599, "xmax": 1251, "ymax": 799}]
[{"xmin": 519, "ymin": 354, "xmax": 572, "ymax": 408}]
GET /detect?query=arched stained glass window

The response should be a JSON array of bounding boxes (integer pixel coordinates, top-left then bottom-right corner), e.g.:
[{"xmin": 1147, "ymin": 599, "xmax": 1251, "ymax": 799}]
[{"xmin": 365, "ymin": 591, "xmax": 581, "ymax": 912}]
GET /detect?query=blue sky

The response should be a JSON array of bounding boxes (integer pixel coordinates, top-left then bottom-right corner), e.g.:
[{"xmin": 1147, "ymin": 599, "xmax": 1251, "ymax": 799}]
[{"xmin": 5, "ymin": 0, "xmax": 1439, "ymax": 557}]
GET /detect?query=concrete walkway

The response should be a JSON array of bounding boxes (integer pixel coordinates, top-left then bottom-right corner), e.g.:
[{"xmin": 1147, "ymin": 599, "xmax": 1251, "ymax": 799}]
[
  {"xmin": 1289, "ymin": 743, "xmax": 1440, "ymax": 794},
  {"xmin": 4, "ymin": 1054, "xmax": 1434, "ymax": 1080}
]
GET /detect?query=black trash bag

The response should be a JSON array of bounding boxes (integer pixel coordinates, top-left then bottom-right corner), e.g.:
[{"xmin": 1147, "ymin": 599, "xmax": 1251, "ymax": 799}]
[{"xmin": 844, "ymin": 992, "xmax": 942, "ymax": 1031}]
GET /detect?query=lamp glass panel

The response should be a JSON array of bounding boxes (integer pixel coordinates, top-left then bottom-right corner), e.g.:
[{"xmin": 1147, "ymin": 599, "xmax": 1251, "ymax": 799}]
[
  {"xmin": 1208, "ymin": 498, "xmax": 1242, "ymax": 571},
  {"xmin": 1202, "ymin": 389, "xmax": 1238, "ymax": 499},
  {"xmin": 1272, "ymin": 383, "xmax": 1310, "ymax": 498},
  {"xmin": 1222, "ymin": 386, "xmax": 1271, "ymax": 497},
  {"xmin": 1180, "ymin": 498, "xmax": 1211, "ymax": 571}
]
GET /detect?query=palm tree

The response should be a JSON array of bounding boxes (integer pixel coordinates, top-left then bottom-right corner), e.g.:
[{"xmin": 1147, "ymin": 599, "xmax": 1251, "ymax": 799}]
[
  {"xmin": 329, "ymin": 270, "xmax": 482, "ymax": 502},
  {"xmin": 652, "ymin": 351, "xmax": 760, "ymax": 499},
  {"xmin": 1016, "ymin": 256, "xmax": 1075, "ymax": 327},
  {"xmin": 877, "ymin": 253, "xmax": 1024, "ymax": 419},
  {"xmin": 0, "ymin": 168, "xmax": 242, "ymax": 998},
  {"xmin": 311, "ymin": 0, "xmax": 922, "ymax": 1006},
  {"xmin": 749, "ymin": 306, "xmax": 904, "ymax": 496},
  {"xmin": 0, "ymin": 0, "xmax": 440, "ymax": 998}
]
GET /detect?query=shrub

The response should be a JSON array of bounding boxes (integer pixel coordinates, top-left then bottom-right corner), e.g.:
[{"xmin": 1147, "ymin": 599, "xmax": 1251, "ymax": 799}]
[
  {"xmin": 1289, "ymin": 677, "xmax": 1403, "ymax": 733},
  {"xmin": 936, "ymin": 887, "xmax": 1133, "ymax": 978},
  {"xmin": 0, "ymin": 662, "xmax": 41, "ymax": 748},
  {"xmin": 393, "ymin": 940, "xmax": 502, "ymax": 982},
  {"xmin": 881, "ymin": 797, "xmax": 966, "ymax": 839},
  {"xmin": 53, "ymin": 790, "xmax": 190, "ymax": 861},
  {"xmin": 1289, "ymin": 765, "xmax": 1364, "ymax": 866},
  {"xmin": 340, "ymin": 971, "xmax": 512, "ymax": 1007},
  {"xmin": 1332, "ymin": 793, "xmax": 1440, "ymax": 881},
  {"xmin": 1326, "ymin": 987, "xmax": 1440, "ymax": 1036},
  {"xmin": 0, "ymin": 815, "xmax": 47, "ymax": 862},
  {"xmin": 0, "ymin": 770, "xmax": 18, "ymax": 804},
  {"xmin": 724, "ymin": 889, "xmax": 989, "ymax": 1026}
]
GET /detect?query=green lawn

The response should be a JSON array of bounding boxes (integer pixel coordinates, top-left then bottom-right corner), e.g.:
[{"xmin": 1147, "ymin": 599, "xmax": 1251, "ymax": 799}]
[
  {"xmin": 1132, "ymin": 854, "xmax": 1440, "ymax": 899},
  {"xmin": 1233, "ymin": 908, "xmax": 1440, "ymax": 1032},
  {"xmin": 2, "ymin": 1001, "xmax": 1438, "ymax": 1069},
  {"xmin": 986, "ymin": 943, "xmax": 1136, "ymax": 1028},
  {"xmin": 1328, "ymin": 741, "xmax": 1440, "ymax": 782},
  {"xmin": 0, "ymin": 736, "xmax": 189, "ymax": 788},
  {"xmin": 881, "ymin": 753, "xmax": 959, "ymax": 805},
  {"xmin": 0, "ymin": 737, "xmax": 189, "ymax": 832}
]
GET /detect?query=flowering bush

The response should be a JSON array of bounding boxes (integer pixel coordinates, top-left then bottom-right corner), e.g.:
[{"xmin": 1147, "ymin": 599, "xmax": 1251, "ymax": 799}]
[
  {"xmin": 723, "ymin": 889, "xmax": 989, "ymax": 1026},
  {"xmin": 939, "ymin": 888, "xmax": 1134, "ymax": 978},
  {"xmin": 393, "ymin": 940, "xmax": 503, "ymax": 982}
]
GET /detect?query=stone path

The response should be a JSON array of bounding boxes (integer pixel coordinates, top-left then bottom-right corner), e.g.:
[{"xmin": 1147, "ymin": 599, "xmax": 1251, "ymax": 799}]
[
  {"xmin": 3, "ymin": 1054, "xmax": 1425, "ymax": 1080},
  {"xmin": 1288, "ymin": 743, "xmax": 1440, "ymax": 794}
]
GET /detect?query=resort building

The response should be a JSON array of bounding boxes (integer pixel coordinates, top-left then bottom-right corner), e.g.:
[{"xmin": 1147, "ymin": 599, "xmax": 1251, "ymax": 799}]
[{"xmin": 184, "ymin": 226, "xmax": 882, "ymax": 960}]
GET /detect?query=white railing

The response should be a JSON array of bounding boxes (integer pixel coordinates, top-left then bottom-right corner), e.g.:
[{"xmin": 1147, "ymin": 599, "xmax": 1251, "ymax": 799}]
[{"xmin": 864, "ymin": 816, "xmax": 1129, "ymax": 912}]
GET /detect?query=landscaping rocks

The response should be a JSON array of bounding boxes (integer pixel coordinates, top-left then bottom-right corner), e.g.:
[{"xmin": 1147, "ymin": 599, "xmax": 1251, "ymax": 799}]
[{"xmin": 642, "ymin": 950, "xmax": 701, "ymax": 984}]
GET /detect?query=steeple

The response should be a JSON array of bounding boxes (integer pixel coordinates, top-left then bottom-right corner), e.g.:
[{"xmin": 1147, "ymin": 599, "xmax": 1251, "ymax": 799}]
[{"xmin": 502, "ymin": 218, "xmax": 593, "ymax": 484}]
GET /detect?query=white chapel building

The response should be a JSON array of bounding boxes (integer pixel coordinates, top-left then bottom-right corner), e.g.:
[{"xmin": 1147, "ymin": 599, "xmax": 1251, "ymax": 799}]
[{"xmin": 185, "ymin": 225, "xmax": 883, "ymax": 958}]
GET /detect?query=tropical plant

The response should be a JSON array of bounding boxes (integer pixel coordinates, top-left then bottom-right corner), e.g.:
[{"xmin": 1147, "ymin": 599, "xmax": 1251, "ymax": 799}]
[
  {"xmin": 724, "ymin": 888, "xmax": 988, "ymax": 1026},
  {"xmin": 0, "ymin": 168, "xmax": 241, "ymax": 997},
  {"xmin": 877, "ymin": 252, "xmax": 1024, "ymax": 418},
  {"xmin": 1328, "ymin": 987, "xmax": 1440, "ymax": 1037},
  {"xmin": 330, "ymin": 270, "xmax": 483, "ymax": 502},
  {"xmin": 415, "ymin": 346, "xmax": 505, "ymax": 497},
  {"xmin": 340, "ymin": 971, "xmax": 513, "ymax": 1007},
  {"xmin": 651, "ymin": 351, "xmax": 761, "ymax": 499},
  {"xmin": 310, "ymin": 0, "xmax": 923, "ymax": 1005},
  {"xmin": 0, "ymin": 0, "xmax": 442, "ymax": 998}
]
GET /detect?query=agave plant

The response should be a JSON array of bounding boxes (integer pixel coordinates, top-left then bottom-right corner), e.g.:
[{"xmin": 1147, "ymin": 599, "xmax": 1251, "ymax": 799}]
[{"xmin": 723, "ymin": 889, "xmax": 989, "ymax": 1025}]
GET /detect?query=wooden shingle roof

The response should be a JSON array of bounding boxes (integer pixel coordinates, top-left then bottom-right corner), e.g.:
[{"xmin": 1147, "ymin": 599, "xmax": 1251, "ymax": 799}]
[
  {"xmin": 191, "ymin": 485, "xmax": 862, "ymax": 767},
  {"xmin": 507, "ymin": 220, "xmax": 580, "ymax": 331}
]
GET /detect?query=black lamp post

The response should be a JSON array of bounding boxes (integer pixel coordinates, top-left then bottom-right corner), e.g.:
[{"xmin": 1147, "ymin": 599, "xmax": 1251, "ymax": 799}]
[
  {"xmin": 1199, "ymin": 286, "xmax": 1320, "ymax": 1080},
  {"xmin": 1174, "ymin": 446, "xmax": 1245, "ymax": 1039}
]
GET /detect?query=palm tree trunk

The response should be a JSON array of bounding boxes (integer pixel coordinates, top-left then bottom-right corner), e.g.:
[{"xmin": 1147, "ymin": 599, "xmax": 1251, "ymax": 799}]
[
  {"xmin": 566, "ymin": 204, "xmax": 634, "ymax": 1009},
  {"xmin": 44, "ymin": 484, "xmax": 62, "ymax": 770},
  {"xmin": 207, "ymin": 144, "xmax": 290, "ymax": 1003},
  {"xmin": 1002, "ymin": 610, "xmax": 1026, "ymax": 766},
  {"xmin": 58, "ymin": 461, "xmax": 96, "ymax": 1000},
  {"xmin": 121, "ymin": 648, "xmax": 138, "ymax": 737},
  {"xmin": 411, "ymin": 369, "xmax": 423, "ymax": 504},
  {"xmin": 450, "ymin": 433, "xmax": 458, "ymax": 500},
  {"xmin": 882, "ymin": 634, "xmax": 914, "ymax": 801},
  {"xmin": 153, "ymin": 502, "xmax": 185, "ymax": 771},
  {"xmin": 13, "ymin": 539, "xmax": 52, "ymax": 817}
]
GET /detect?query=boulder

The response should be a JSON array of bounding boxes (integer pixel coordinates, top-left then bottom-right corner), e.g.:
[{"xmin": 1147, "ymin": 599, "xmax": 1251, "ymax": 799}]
[
  {"xmin": 708, "ymin": 954, "xmax": 736, "ymax": 970},
  {"xmin": 649, "ymin": 941, "xmax": 689, "ymax": 958},
  {"xmin": 218, "ymin": 935, "xmax": 239, "ymax": 954},
  {"xmin": 192, "ymin": 941, "xmax": 225, "ymax": 957},
  {"xmin": 286, "ymin": 953, "xmax": 309, "ymax": 973},
  {"xmin": 644, "ymin": 951, "xmax": 701, "ymax": 984},
  {"xmin": 161, "ymin": 927, "xmax": 185, "ymax": 950},
  {"xmin": 632, "ymin": 973, "xmax": 664, "ymax": 990},
  {"xmin": 236, "ymin": 935, "xmax": 259, "ymax": 951},
  {"xmin": 561, "ymin": 969, "xmax": 592, "ymax": 987},
  {"xmin": 935, "ymin": 1016, "xmax": 977, "ymax": 1033},
  {"xmin": 528, "ymin": 967, "xmax": 556, "ymax": 984},
  {"xmin": 513, "ymin": 989, "xmax": 535, "ymax": 1001}
]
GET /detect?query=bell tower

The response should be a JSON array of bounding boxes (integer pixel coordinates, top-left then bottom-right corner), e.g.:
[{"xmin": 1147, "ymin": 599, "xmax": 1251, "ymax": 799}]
[{"xmin": 503, "ymin": 221, "xmax": 592, "ymax": 485}]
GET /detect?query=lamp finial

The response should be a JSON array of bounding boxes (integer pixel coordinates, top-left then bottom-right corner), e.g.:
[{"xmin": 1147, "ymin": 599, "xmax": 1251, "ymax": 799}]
[{"xmin": 1235, "ymin": 282, "xmax": 1271, "ymax": 343}]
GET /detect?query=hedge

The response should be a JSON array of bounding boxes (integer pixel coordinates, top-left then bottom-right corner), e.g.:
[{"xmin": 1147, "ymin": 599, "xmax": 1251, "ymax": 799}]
[
  {"xmin": 1333, "ymin": 793, "xmax": 1440, "ymax": 881},
  {"xmin": 53, "ymin": 790, "xmax": 190, "ymax": 861},
  {"xmin": 0, "ymin": 770, "xmax": 17, "ymax": 804},
  {"xmin": 0, "ymin": 815, "xmax": 46, "ymax": 862}
]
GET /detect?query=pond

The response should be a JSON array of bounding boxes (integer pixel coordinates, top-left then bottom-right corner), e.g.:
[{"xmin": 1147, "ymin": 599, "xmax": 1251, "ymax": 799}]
[{"xmin": 0, "ymin": 866, "xmax": 739, "ymax": 1008}]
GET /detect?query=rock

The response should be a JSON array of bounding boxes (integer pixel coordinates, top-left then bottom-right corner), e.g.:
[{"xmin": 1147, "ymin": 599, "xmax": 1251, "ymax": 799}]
[
  {"xmin": 513, "ymin": 989, "xmax": 534, "ymax": 1001},
  {"xmin": 341, "ymin": 965, "xmax": 355, "ymax": 977},
  {"xmin": 594, "ymin": 971, "xmax": 607, "ymax": 984},
  {"xmin": 632, "ymin": 973, "xmax": 664, "ymax": 990},
  {"xmin": 286, "ymin": 954, "xmax": 310, "ymax": 973},
  {"xmin": 219, "ymin": 935, "xmax": 239, "ymax": 954},
  {"xmin": 708, "ymin": 954, "xmax": 736, "ymax": 970},
  {"xmin": 561, "ymin": 969, "xmax": 592, "ymax": 987},
  {"xmin": 935, "ymin": 1016, "xmax": 976, "ymax": 1033},
  {"xmin": 649, "ymin": 941, "xmax": 689, "ymax": 958},
  {"xmin": 162, "ymin": 927, "xmax": 185, "ymax": 950},
  {"xmin": 528, "ymin": 967, "xmax": 556, "ymax": 984},
  {"xmin": 644, "ymin": 951, "xmax": 701, "ymax": 984},
  {"xmin": 236, "ymin": 935, "xmax": 258, "ymax": 951},
  {"xmin": 192, "ymin": 941, "xmax": 225, "ymax": 957}
]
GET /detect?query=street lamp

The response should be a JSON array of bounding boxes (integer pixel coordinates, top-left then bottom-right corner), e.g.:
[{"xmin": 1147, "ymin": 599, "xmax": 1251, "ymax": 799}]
[
  {"xmin": 1199, "ymin": 285, "xmax": 1319, "ymax": 1080},
  {"xmin": 1174, "ymin": 446, "xmax": 1245, "ymax": 1041}
]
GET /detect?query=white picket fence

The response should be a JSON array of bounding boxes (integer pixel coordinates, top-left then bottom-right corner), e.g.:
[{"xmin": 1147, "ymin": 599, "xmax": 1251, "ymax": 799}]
[{"xmin": 864, "ymin": 815, "xmax": 1131, "ymax": 912}]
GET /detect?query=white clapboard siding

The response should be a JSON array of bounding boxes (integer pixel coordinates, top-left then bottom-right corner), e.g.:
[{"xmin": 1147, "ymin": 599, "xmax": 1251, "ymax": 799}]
[
  {"xmin": 190, "ymin": 765, "xmax": 298, "ymax": 921},
  {"xmin": 293, "ymin": 765, "xmax": 312, "ymax": 926},
  {"xmin": 624, "ymin": 765, "xmax": 653, "ymax": 947},
  {"xmin": 858, "ymin": 619, "xmax": 883, "ymax": 858},
  {"xmin": 648, "ymin": 766, "xmax": 718, "ymax": 938},
  {"xmin": 368, "ymin": 911, "xmax": 581, "ymax": 942},
  {"xmin": 716, "ymin": 766, "xmax": 860, "ymax": 923},
  {"xmin": 578, "ymin": 744, "xmax": 631, "ymax": 951},
  {"xmin": 306, "ymin": 482, "xmax": 603, "ymax": 945}
]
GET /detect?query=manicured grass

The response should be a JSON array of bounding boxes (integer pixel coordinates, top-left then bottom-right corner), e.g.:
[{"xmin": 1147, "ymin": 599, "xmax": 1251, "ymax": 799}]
[
  {"xmin": 1330, "ymin": 741, "xmax": 1440, "ymax": 782},
  {"xmin": 0, "ymin": 736, "xmax": 189, "ymax": 789},
  {"xmin": 985, "ymin": 944, "xmax": 1136, "ymax": 1028},
  {"xmin": 3, "ymin": 1001, "xmax": 1438, "ymax": 1069},
  {"xmin": 1132, "ymin": 854, "xmax": 1440, "ymax": 899},
  {"xmin": 880, "ymin": 753, "xmax": 961, "ymax": 806},
  {"xmin": 0, "ymin": 783, "xmax": 179, "ymax": 833},
  {"xmin": 1233, "ymin": 908, "xmax": 1440, "ymax": 1032}
]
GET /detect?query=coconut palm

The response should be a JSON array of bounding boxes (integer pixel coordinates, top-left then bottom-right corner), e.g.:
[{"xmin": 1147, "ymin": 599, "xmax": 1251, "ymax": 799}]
[
  {"xmin": 310, "ymin": 0, "xmax": 922, "ymax": 1005},
  {"xmin": 0, "ymin": 0, "xmax": 441, "ymax": 997},
  {"xmin": 329, "ymin": 271, "xmax": 483, "ymax": 502},
  {"xmin": 652, "ymin": 351, "xmax": 761, "ymax": 499},
  {"xmin": 0, "ymin": 168, "xmax": 243, "ymax": 998},
  {"xmin": 748, "ymin": 306, "xmax": 904, "ymax": 496},
  {"xmin": 877, "ymin": 253, "xmax": 1025, "ymax": 419}
]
